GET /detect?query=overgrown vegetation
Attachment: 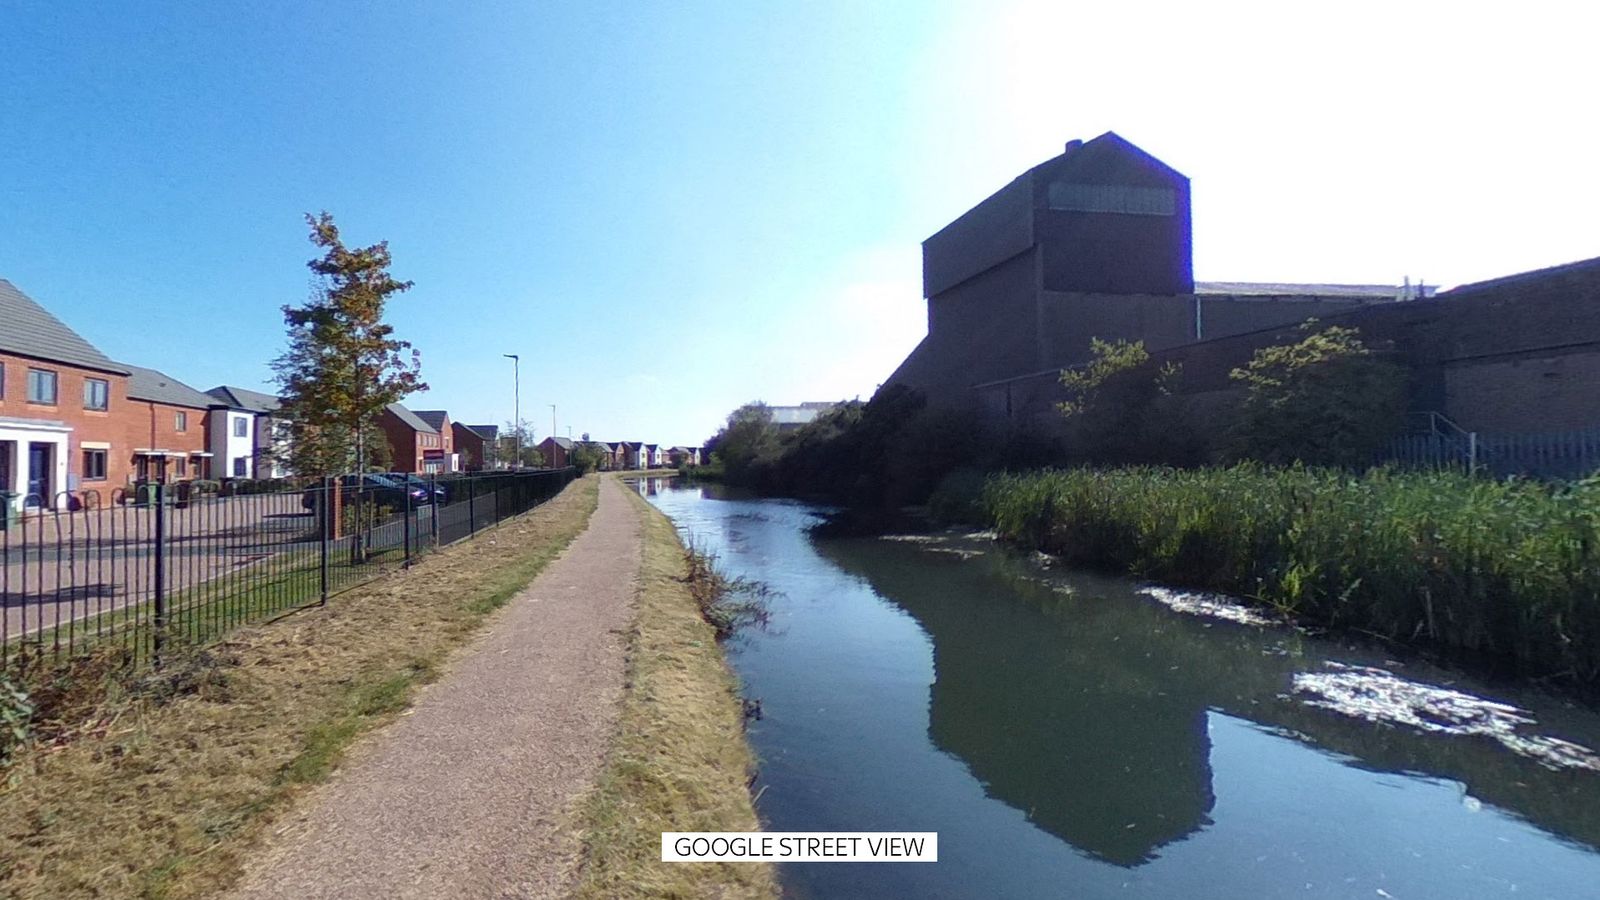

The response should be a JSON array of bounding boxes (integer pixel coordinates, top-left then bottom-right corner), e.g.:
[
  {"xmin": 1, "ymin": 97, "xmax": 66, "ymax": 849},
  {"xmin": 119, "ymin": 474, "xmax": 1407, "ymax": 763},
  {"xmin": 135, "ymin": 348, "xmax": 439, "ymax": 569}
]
[
  {"xmin": 575, "ymin": 488, "xmax": 776, "ymax": 899},
  {"xmin": 977, "ymin": 465, "xmax": 1600, "ymax": 685},
  {"xmin": 1057, "ymin": 338, "xmax": 1194, "ymax": 465},
  {"xmin": 702, "ymin": 385, "xmax": 987, "ymax": 507},
  {"xmin": 1228, "ymin": 321, "xmax": 1408, "ymax": 467},
  {"xmin": 0, "ymin": 477, "xmax": 598, "ymax": 898}
]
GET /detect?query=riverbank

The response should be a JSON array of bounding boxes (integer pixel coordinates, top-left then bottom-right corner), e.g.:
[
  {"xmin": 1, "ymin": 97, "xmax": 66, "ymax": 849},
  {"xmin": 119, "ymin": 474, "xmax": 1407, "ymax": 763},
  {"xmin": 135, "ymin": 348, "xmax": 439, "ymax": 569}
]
[
  {"xmin": 0, "ymin": 477, "xmax": 599, "ymax": 899},
  {"xmin": 974, "ymin": 465, "xmax": 1600, "ymax": 688},
  {"xmin": 575, "ymin": 483, "xmax": 777, "ymax": 899}
]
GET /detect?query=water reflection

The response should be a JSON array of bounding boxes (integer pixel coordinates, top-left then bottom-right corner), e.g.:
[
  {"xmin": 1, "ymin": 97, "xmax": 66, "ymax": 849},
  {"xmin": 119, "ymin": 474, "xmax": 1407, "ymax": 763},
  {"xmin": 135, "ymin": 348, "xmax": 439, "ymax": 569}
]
[
  {"xmin": 817, "ymin": 532, "xmax": 1600, "ymax": 864},
  {"xmin": 648, "ymin": 485, "xmax": 1600, "ymax": 898}
]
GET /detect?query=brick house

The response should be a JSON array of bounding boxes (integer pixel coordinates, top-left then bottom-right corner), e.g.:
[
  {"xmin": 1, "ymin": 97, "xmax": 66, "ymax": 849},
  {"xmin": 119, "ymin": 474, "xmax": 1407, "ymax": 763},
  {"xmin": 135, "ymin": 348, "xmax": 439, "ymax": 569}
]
[
  {"xmin": 452, "ymin": 423, "xmax": 496, "ymax": 471},
  {"xmin": 380, "ymin": 403, "xmax": 449, "ymax": 474},
  {"xmin": 411, "ymin": 411, "xmax": 458, "ymax": 473},
  {"xmin": 123, "ymin": 365, "xmax": 216, "ymax": 483},
  {"xmin": 1, "ymin": 278, "xmax": 135, "ymax": 509},
  {"xmin": 537, "ymin": 435, "xmax": 573, "ymax": 469}
]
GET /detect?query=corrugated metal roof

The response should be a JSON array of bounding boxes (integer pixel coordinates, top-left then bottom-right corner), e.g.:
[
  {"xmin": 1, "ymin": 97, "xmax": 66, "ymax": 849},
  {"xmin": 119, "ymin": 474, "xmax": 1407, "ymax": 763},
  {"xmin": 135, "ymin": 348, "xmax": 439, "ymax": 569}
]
[
  {"xmin": 385, "ymin": 402, "xmax": 437, "ymax": 433},
  {"xmin": 411, "ymin": 410, "xmax": 450, "ymax": 431},
  {"xmin": 123, "ymin": 365, "xmax": 216, "ymax": 409},
  {"xmin": 206, "ymin": 385, "xmax": 282, "ymax": 413},
  {"xmin": 1195, "ymin": 281, "xmax": 1432, "ymax": 299},
  {"xmin": 0, "ymin": 279, "xmax": 129, "ymax": 374}
]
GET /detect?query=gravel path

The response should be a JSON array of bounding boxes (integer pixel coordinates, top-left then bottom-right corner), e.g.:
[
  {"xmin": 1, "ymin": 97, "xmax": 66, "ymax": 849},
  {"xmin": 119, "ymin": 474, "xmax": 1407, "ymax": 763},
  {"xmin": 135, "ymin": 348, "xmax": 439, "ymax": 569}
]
[{"xmin": 231, "ymin": 477, "xmax": 640, "ymax": 900}]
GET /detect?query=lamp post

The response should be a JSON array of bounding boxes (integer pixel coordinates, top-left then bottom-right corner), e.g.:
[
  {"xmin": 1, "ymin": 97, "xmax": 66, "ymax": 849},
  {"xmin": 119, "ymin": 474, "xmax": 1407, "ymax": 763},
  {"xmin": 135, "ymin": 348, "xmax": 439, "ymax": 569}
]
[
  {"xmin": 503, "ymin": 354, "xmax": 519, "ymax": 469},
  {"xmin": 549, "ymin": 405, "xmax": 556, "ymax": 450}
]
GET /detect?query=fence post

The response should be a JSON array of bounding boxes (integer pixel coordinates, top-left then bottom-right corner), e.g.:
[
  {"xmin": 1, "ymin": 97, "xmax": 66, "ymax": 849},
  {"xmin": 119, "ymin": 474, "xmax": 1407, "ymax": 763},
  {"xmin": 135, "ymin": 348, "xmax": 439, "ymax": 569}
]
[
  {"xmin": 153, "ymin": 480, "xmax": 167, "ymax": 666},
  {"xmin": 1468, "ymin": 431, "xmax": 1479, "ymax": 475},
  {"xmin": 430, "ymin": 472, "xmax": 440, "ymax": 549},
  {"xmin": 468, "ymin": 481, "xmax": 476, "ymax": 536},
  {"xmin": 403, "ymin": 478, "xmax": 413, "ymax": 566},
  {"xmin": 320, "ymin": 476, "xmax": 331, "ymax": 605}
]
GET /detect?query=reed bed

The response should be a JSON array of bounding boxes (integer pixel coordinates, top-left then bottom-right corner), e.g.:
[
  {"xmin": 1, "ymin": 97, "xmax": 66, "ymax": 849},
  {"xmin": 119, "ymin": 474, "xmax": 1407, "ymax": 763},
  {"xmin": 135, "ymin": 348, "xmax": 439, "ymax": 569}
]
[{"xmin": 980, "ymin": 465, "xmax": 1600, "ymax": 684}]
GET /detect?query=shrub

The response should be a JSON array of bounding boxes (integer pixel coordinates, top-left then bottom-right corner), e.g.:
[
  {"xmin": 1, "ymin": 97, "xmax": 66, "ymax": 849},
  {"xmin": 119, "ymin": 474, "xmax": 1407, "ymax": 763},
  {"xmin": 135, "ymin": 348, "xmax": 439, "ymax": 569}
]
[{"xmin": 1229, "ymin": 322, "xmax": 1408, "ymax": 467}]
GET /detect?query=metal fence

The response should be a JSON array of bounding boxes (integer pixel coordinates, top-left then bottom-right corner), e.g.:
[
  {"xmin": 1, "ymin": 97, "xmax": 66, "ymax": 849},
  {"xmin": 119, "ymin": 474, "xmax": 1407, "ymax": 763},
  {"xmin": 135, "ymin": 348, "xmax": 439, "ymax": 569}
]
[
  {"xmin": 1385, "ymin": 419, "xmax": 1600, "ymax": 481},
  {"xmin": 1, "ymin": 468, "xmax": 577, "ymax": 675}
]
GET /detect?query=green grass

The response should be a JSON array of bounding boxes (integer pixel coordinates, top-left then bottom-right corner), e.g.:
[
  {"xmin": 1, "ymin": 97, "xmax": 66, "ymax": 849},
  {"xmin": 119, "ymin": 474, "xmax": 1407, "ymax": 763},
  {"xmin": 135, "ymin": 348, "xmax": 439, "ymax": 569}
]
[{"xmin": 979, "ymin": 465, "xmax": 1600, "ymax": 685}]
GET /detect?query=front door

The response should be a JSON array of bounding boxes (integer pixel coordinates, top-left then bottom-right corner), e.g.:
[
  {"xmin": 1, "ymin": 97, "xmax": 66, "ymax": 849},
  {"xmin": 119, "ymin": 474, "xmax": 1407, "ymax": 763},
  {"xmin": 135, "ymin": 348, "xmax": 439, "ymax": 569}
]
[{"xmin": 27, "ymin": 442, "xmax": 52, "ymax": 507}]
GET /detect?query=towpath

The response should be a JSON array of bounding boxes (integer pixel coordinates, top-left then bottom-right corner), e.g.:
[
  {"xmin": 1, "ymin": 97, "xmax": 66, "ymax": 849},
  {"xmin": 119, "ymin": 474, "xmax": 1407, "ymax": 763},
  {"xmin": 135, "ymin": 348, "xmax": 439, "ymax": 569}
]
[{"xmin": 231, "ymin": 476, "xmax": 641, "ymax": 899}]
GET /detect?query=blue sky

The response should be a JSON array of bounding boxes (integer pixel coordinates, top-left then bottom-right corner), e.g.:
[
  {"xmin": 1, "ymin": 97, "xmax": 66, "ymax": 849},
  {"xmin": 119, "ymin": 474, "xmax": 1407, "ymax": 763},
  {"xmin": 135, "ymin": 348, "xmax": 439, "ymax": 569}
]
[{"xmin": 4, "ymin": 1, "xmax": 1597, "ymax": 445}]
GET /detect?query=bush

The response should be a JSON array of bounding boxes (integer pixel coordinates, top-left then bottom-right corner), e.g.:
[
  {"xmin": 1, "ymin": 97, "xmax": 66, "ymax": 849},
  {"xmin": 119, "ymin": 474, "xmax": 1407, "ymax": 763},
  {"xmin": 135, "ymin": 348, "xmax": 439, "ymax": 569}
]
[
  {"xmin": 981, "ymin": 465, "xmax": 1600, "ymax": 685},
  {"xmin": 1229, "ymin": 322, "xmax": 1408, "ymax": 467}
]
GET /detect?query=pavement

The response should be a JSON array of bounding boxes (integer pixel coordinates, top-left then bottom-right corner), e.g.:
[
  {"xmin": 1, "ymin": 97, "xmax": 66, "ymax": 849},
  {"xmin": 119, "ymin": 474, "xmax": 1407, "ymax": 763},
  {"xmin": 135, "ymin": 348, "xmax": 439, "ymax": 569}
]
[{"xmin": 229, "ymin": 477, "xmax": 641, "ymax": 899}]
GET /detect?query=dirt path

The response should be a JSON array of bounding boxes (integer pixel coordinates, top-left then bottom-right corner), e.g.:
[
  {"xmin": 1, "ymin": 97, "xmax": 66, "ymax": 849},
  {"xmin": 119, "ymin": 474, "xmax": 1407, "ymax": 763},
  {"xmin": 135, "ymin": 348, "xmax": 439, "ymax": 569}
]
[{"xmin": 230, "ymin": 477, "xmax": 640, "ymax": 899}]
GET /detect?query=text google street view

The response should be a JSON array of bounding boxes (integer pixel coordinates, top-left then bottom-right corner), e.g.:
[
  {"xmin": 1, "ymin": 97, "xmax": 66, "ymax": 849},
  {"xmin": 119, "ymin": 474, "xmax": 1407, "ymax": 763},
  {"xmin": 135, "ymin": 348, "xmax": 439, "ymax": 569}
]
[{"xmin": 4, "ymin": 4, "xmax": 1600, "ymax": 899}]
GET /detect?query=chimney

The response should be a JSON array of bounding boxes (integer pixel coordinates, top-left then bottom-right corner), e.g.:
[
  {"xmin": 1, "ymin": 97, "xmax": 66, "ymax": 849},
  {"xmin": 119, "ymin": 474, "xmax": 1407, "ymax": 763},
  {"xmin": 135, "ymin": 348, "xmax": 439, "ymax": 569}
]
[{"xmin": 1063, "ymin": 139, "xmax": 1084, "ymax": 156}]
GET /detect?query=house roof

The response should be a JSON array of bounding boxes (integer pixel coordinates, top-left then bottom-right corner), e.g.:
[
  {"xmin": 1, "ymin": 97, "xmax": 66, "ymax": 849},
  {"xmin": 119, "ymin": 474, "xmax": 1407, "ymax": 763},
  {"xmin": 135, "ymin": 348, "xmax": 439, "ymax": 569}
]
[
  {"xmin": 206, "ymin": 385, "xmax": 282, "ymax": 413},
  {"xmin": 456, "ymin": 423, "xmax": 497, "ymax": 441},
  {"xmin": 123, "ymin": 365, "xmax": 215, "ymax": 409},
  {"xmin": 543, "ymin": 436, "xmax": 575, "ymax": 450},
  {"xmin": 411, "ymin": 410, "xmax": 450, "ymax": 431},
  {"xmin": 0, "ymin": 279, "xmax": 130, "ymax": 375},
  {"xmin": 385, "ymin": 402, "xmax": 437, "ymax": 433}
]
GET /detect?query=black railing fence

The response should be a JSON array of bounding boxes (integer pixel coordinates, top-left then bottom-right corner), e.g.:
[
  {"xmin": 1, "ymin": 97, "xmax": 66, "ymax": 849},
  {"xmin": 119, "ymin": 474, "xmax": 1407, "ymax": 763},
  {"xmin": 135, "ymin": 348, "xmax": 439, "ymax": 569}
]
[{"xmin": 1, "ymin": 468, "xmax": 576, "ymax": 674}]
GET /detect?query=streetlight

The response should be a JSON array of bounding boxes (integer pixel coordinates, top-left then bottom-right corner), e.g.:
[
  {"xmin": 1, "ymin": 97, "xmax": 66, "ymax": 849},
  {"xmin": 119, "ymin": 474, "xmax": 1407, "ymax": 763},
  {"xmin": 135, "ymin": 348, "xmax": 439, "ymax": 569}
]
[
  {"xmin": 549, "ymin": 404, "xmax": 557, "ymax": 449},
  {"xmin": 504, "ymin": 354, "xmax": 519, "ymax": 469}
]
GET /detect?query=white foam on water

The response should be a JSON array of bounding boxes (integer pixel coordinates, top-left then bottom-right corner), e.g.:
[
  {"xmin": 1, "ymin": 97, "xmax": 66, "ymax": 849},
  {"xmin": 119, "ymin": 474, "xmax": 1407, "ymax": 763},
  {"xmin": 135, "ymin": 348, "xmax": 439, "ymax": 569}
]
[
  {"xmin": 1139, "ymin": 586, "xmax": 1278, "ymax": 627},
  {"xmin": 1292, "ymin": 662, "xmax": 1600, "ymax": 773}
]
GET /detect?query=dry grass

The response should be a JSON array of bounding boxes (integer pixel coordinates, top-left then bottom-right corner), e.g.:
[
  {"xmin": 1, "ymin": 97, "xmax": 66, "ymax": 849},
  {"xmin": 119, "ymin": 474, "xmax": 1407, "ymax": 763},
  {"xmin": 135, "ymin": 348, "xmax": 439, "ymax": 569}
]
[
  {"xmin": 0, "ymin": 476, "xmax": 600, "ymax": 900},
  {"xmin": 573, "ymin": 487, "xmax": 777, "ymax": 900}
]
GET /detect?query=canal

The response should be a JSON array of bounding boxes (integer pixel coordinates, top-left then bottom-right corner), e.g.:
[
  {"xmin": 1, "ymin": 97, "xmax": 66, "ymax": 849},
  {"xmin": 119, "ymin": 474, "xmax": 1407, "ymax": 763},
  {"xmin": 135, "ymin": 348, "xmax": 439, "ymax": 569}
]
[{"xmin": 641, "ymin": 479, "xmax": 1600, "ymax": 899}]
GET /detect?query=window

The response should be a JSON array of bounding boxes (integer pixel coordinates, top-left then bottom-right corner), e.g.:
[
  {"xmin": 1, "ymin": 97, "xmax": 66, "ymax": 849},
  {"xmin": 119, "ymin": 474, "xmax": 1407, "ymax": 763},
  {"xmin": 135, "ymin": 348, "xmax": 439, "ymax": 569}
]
[
  {"xmin": 175, "ymin": 411, "xmax": 188, "ymax": 432},
  {"xmin": 174, "ymin": 457, "xmax": 187, "ymax": 478},
  {"xmin": 1048, "ymin": 182, "xmax": 1177, "ymax": 216},
  {"xmin": 233, "ymin": 416, "xmax": 248, "ymax": 437},
  {"xmin": 233, "ymin": 456, "xmax": 248, "ymax": 477},
  {"xmin": 27, "ymin": 368, "xmax": 57, "ymax": 404},
  {"xmin": 83, "ymin": 377, "xmax": 109, "ymax": 411},
  {"xmin": 0, "ymin": 360, "xmax": 5, "ymax": 398},
  {"xmin": 82, "ymin": 449, "xmax": 107, "ymax": 481}
]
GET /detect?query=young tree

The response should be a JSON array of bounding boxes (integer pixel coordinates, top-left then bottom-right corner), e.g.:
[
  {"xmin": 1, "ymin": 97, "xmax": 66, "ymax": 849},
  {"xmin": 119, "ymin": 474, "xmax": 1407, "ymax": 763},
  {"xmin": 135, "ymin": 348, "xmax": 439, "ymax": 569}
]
[
  {"xmin": 1228, "ymin": 321, "xmax": 1407, "ymax": 467},
  {"xmin": 499, "ymin": 419, "xmax": 543, "ymax": 468},
  {"xmin": 273, "ymin": 213, "xmax": 425, "ymax": 476},
  {"xmin": 1058, "ymin": 338, "xmax": 1184, "ymax": 463}
]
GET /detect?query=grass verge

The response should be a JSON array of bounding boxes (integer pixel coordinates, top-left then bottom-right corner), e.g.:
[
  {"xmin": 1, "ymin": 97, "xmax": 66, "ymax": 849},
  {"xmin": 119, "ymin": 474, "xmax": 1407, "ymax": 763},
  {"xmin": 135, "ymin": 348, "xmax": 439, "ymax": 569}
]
[
  {"xmin": 0, "ymin": 476, "xmax": 599, "ymax": 899},
  {"xmin": 574, "ymin": 484, "xmax": 777, "ymax": 899}
]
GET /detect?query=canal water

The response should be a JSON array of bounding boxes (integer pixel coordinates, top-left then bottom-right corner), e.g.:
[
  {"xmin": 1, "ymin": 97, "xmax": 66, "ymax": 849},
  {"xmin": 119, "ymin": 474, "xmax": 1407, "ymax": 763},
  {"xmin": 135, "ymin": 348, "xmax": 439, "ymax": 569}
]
[{"xmin": 640, "ymin": 479, "xmax": 1600, "ymax": 899}]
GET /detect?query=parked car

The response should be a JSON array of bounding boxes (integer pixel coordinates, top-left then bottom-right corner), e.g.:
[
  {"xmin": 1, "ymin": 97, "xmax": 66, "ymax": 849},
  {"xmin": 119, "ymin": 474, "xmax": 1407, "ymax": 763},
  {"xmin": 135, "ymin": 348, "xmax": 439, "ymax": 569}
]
[
  {"xmin": 301, "ymin": 474, "xmax": 431, "ymax": 511},
  {"xmin": 386, "ymin": 472, "xmax": 450, "ymax": 505}
]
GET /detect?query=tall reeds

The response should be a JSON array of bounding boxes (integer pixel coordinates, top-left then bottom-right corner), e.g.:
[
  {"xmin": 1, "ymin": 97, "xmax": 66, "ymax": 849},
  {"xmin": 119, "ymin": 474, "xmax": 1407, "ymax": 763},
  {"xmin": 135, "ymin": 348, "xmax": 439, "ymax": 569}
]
[{"xmin": 980, "ymin": 465, "xmax": 1600, "ymax": 684}]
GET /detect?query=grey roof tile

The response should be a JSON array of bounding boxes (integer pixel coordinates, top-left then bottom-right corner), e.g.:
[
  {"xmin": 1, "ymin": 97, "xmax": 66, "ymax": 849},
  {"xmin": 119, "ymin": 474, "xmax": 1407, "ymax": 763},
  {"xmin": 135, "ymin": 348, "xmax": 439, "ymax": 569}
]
[
  {"xmin": 123, "ymin": 365, "xmax": 216, "ymax": 409},
  {"xmin": 205, "ymin": 385, "xmax": 282, "ymax": 413},
  {"xmin": 385, "ymin": 402, "xmax": 436, "ymax": 433},
  {"xmin": 411, "ymin": 410, "xmax": 450, "ymax": 431},
  {"xmin": 0, "ymin": 279, "xmax": 129, "ymax": 374}
]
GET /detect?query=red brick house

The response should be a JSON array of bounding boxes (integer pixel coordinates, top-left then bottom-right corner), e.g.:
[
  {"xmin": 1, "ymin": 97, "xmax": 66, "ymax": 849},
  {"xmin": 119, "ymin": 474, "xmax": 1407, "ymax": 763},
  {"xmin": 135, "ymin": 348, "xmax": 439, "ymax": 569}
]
[
  {"xmin": 1, "ymin": 279, "xmax": 135, "ymax": 509},
  {"xmin": 122, "ymin": 365, "xmax": 216, "ymax": 483},
  {"xmin": 537, "ymin": 435, "xmax": 573, "ymax": 469},
  {"xmin": 380, "ymin": 403, "xmax": 450, "ymax": 474},
  {"xmin": 452, "ymin": 422, "xmax": 495, "ymax": 471}
]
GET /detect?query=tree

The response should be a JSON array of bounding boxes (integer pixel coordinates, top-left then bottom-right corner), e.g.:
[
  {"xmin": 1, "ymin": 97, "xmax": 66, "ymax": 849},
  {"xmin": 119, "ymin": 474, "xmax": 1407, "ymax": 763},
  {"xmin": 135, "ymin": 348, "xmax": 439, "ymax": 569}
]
[
  {"xmin": 570, "ymin": 443, "xmax": 606, "ymax": 475},
  {"xmin": 1058, "ymin": 338, "xmax": 1184, "ymax": 463},
  {"xmin": 709, "ymin": 402, "xmax": 778, "ymax": 483},
  {"xmin": 1228, "ymin": 321, "xmax": 1407, "ymax": 467},
  {"xmin": 273, "ymin": 212, "xmax": 424, "ymax": 476},
  {"xmin": 499, "ymin": 419, "xmax": 543, "ymax": 468}
]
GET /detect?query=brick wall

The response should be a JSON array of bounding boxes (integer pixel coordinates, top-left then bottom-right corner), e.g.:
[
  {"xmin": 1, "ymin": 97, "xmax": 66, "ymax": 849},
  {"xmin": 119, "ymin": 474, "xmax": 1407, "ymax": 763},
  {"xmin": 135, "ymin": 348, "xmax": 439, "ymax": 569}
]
[{"xmin": 0, "ymin": 351, "xmax": 136, "ymax": 489}]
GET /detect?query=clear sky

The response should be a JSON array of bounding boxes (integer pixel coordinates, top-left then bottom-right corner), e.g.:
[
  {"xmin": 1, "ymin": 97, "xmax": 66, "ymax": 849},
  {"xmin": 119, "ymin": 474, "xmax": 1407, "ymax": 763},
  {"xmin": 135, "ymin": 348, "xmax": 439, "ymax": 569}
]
[{"xmin": 3, "ymin": 1, "xmax": 1597, "ymax": 446}]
